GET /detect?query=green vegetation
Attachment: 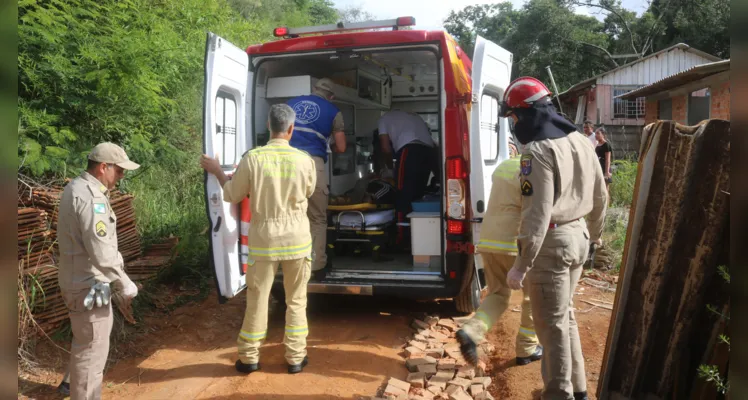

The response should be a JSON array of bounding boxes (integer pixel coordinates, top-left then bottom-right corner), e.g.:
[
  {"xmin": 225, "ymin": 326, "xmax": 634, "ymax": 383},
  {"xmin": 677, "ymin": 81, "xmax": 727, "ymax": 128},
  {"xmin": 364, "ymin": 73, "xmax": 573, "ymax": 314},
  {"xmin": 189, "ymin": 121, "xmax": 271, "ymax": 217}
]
[
  {"xmin": 610, "ymin": 159, "xmax": 637, "ymax": 208},
  {"xmin": 18, "ymin": 0, "xmax": 339, "ymax": 286},
  {"xmin": 698, "ymin": 265, "xmax": 730, "ymax": 395}
]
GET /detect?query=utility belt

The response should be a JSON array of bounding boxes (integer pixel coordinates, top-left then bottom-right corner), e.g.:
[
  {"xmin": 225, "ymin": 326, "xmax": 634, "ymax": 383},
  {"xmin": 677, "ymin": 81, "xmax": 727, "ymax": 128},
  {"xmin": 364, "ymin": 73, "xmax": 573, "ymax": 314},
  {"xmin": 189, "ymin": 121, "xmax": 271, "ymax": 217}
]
[{"xmin": 548, "ymin": 218, "xmax": 582, "ymax": 230}]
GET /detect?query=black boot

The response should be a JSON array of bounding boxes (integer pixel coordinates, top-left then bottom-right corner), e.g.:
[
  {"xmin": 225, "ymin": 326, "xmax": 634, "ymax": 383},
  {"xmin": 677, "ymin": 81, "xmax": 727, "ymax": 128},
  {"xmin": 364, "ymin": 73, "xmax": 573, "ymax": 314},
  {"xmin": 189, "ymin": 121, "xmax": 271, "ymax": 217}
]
[
  {"xmin": 516, "ymin": 345, "xmax": 543, "ymax": 365},
  {"xmin": 57, "ymin": 381, "xmax": 70, "ymax": 396},
  {"xmin": 288, "ymin": 356, "xmax": 309, "ymax": 374},
  {"xmin": 235, "ymin": 360, "xmax": 260, "ymax": 374},
  {"xmin": 313, "ymin": 261, "xmax": 331, "ymax": 281},
  {"xmin": 574, "ymin": 391, "xmax": 589, "ymax": 400},
  {"xmin": 455, "ymin": 330, "xmax": 479, "ymax": 366}
]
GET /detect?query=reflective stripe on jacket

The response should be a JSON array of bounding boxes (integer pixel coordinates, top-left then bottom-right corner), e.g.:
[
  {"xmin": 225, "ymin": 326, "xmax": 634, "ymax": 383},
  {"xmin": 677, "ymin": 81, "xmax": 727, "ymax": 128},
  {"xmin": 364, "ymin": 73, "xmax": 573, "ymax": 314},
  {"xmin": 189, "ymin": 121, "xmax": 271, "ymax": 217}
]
[
  {"xmin": 221, "ymin": 139, "xmax": 317, "ymax": 261},
  {"xmin": 477, "ymin": 157, "xmax": 521, "ymax": 255}
]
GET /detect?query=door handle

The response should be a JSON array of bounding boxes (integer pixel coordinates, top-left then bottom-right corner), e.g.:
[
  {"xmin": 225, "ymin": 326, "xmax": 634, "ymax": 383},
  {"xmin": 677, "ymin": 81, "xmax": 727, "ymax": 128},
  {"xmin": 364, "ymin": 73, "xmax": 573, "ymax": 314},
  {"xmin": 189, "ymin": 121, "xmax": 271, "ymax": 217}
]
[
  {"xmin": 213, "ymin": 216, "xmax": 222, "ymax": 233},
  {"xmin": 470, "ymin": 218, "xmax": 483, "ymax": 223}
]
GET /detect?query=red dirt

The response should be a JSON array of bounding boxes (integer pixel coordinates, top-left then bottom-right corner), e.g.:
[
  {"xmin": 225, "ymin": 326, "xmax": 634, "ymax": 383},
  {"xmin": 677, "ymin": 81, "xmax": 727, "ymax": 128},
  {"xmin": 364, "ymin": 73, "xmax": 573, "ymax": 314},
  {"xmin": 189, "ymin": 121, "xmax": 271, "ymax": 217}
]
[{"xmin": 19, "ymin": 281, "xmax": 614, "ymax": 399}]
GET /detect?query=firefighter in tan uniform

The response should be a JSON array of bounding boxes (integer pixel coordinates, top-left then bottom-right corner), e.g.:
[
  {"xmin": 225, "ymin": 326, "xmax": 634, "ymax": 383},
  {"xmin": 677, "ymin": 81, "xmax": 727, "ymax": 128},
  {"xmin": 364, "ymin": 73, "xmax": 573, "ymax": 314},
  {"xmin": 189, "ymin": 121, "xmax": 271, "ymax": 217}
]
[
  {"xmin": 200, "ymin": 104, "xmax": 316, "ymax": 374},
  {"xmin": 56, "ymin": 143, "xmax": 141, "ymax": 399},
  {"xmin": 456, "ymin": 140, "xmax": 542, "ymax": 367},
  {"xmin": 501, "ymin": 77, "xmax": 607, "ymax": 400}
]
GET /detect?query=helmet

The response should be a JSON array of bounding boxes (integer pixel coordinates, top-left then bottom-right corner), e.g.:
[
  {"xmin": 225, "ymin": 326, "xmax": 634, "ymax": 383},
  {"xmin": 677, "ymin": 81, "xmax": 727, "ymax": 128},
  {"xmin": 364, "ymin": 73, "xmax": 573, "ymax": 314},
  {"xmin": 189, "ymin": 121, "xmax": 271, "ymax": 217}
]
[{"xmin": 500, "ymin": 76, "xmax": 552, "ymax": 116}]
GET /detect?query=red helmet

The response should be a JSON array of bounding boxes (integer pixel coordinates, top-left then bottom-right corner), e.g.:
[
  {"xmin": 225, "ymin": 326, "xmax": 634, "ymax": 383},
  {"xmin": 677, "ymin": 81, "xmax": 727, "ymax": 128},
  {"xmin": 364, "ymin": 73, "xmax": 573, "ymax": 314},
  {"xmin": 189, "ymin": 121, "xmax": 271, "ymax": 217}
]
[{"xmin": 500, "ymin": 76, "xmax": 552, "ymax": 116}]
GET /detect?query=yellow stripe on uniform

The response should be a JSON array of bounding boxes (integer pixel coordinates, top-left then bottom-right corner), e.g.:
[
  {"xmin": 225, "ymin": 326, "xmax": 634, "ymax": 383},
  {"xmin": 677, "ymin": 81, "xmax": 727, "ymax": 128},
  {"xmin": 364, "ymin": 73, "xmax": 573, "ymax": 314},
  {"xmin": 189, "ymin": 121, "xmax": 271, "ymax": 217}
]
[
  {"xmin": 474, "ymin": 311, "xmax": 491, "ymax": 330},
  {"xmin": 477, "ymin": 239, "xmax": 518, "ymax": 252},
  {"xmin": 239, "ymin": 330, "xmax": 267, "ymax": 341},
  {"xmin": 248, "ymin": 241, "xmax": 312, "ymax": 257},
  {"xmin": 285, "ymin": 325, "xmax": 309, "ymax": 336},
  {"xmin": 518, "ymin": 326, "xmax": 536, "ymax": 338}
]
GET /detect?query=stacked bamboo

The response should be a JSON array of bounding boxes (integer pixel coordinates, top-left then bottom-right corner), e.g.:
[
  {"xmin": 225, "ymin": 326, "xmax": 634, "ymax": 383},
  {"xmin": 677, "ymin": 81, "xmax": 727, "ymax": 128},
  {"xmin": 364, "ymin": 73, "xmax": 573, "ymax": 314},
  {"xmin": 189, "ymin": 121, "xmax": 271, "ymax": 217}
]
[{"xmin": 17, "ymin": 180, "xmax": 179, "ymax": 334}]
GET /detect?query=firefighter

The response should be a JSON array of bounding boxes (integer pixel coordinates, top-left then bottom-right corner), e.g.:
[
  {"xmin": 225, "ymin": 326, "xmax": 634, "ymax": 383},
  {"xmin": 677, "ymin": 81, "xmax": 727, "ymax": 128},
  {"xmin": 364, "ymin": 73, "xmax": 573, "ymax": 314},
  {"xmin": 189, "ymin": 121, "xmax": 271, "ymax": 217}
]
[
  {"xmin": 200, "ymin": 104, "xmax": 316, "ymax": 374},
  {"xmin": 456, "ymin": 139, "xmax": 543, "ymax": 367},
  {"xmin": 377, "ymin": 110, "xmax": 438, "ymax": 247},
  {"xmin": 501, "ymin": 77, "xmax": 607, "ymax": 400},
  {"xmin": 56, "ymin": 142, "xmax": 141, "ymax": 399},
  {"xmin": 287, "ymin": 78, "xmax": 346, "ymax": 279}
]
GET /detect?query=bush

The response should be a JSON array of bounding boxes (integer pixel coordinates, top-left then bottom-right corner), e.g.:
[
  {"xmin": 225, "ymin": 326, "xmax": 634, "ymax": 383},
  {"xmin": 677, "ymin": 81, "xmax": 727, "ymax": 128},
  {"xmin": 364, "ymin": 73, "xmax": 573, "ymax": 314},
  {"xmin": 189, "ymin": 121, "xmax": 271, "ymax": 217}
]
[{"xmin": 610, "ymin": 159, "xmax": 637, "ymax": 208}]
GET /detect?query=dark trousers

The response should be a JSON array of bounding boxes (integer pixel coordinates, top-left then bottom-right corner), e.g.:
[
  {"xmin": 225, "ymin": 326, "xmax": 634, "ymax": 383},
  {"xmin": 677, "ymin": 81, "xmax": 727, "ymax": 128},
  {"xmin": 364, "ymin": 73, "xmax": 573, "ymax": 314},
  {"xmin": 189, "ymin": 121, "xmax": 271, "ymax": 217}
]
[{"xmin": 395, "ymin": 143, "xmax": 438, "ymax": 245}]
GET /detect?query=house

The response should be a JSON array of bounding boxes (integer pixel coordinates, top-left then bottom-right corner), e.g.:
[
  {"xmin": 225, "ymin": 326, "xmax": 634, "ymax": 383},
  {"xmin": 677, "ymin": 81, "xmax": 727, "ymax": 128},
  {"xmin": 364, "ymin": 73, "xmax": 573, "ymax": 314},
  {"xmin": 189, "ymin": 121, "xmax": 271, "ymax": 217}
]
[
  {"xmin": 618, "ymin": 59, "xmax": 730, "ymax": 125},
  {"xmin": 557, "ymin": 43, "xmax": 721, "ymax": 158}
]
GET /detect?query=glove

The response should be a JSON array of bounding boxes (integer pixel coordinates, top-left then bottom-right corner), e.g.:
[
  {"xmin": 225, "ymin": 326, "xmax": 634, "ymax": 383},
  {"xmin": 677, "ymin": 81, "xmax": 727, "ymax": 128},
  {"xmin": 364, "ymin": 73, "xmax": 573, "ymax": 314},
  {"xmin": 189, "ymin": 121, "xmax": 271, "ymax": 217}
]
[
  {"xmin": 507, "ymin": 262, "xmax": 528, "ymax": 290},
  {"xmin": 83, "ymin": 282, "xmax": 111, "ymax": 310},
  {"xmin": 120, "ymin": 279, "xmax": 138, "ymax": 299}
]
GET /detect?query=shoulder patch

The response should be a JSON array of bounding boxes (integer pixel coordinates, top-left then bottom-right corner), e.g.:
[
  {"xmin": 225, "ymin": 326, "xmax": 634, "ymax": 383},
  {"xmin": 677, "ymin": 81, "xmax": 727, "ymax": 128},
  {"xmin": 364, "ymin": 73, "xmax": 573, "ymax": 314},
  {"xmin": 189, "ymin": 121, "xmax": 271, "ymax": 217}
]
[
  {"xmin": 520, "ymin": 157, "xmax": 532, "ymax": 176},
  {"xmin": 93, "ymin": 203, "xmax": 107, "ymax": 214},
  {"xmin": 95, "ymin": 220, "xmax": 107, "ymax": 237},
  {"xmin": 521, "ymin": 179, "xmax": 534, "ymax": 196}
]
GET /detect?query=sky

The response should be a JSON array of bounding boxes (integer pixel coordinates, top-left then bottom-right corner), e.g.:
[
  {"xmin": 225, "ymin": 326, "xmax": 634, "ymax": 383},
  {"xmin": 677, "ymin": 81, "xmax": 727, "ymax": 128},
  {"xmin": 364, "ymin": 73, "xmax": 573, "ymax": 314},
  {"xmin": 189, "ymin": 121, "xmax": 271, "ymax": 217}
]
[{"xmin": 331, "ymin": 0, "xmax": 650, "ymax": 31}]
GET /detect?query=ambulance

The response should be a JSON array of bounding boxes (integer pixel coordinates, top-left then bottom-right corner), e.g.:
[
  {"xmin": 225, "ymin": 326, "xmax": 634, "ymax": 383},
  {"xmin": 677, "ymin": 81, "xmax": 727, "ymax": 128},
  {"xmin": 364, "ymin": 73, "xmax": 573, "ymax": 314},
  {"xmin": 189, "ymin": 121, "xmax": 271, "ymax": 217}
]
[{"xmin": 203, "ymin": 17, "xmax": 513, "ymax": 312}]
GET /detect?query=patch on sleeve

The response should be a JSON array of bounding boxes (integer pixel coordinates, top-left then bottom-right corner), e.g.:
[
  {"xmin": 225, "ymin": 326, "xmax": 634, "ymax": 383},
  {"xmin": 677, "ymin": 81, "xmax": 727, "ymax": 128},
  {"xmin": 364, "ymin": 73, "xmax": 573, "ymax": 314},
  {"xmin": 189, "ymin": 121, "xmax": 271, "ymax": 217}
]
[
  {"xmin": 521, "ymin": 179, "xmax": 534, "ymax": 196},
  {"xmin": 520, "ymin": 157, "xmax": 532, "ymax": 176},
  {"xmin": 93, "ymin": 203, "xmax": 107, "ymax": 214},
  {"xmin": 95, "ymin": 221, "xmax": 107, "ymax": 237}
]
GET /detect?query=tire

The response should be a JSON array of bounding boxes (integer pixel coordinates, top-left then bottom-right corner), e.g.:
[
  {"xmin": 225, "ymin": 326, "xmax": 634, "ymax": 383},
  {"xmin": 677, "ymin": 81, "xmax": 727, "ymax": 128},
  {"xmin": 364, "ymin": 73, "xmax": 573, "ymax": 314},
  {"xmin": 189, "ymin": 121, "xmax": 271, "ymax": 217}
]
[{"xmin": 455, "ymin": 267, "xmax": 482, "ymax": 314}]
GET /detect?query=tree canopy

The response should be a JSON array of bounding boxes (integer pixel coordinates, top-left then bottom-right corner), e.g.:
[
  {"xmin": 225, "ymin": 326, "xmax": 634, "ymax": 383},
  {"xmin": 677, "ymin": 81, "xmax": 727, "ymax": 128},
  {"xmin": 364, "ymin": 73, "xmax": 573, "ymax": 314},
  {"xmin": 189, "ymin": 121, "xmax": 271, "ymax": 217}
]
[{"xmin": 444, "ymin": 0, "xmax": 729, "ymax": 91}]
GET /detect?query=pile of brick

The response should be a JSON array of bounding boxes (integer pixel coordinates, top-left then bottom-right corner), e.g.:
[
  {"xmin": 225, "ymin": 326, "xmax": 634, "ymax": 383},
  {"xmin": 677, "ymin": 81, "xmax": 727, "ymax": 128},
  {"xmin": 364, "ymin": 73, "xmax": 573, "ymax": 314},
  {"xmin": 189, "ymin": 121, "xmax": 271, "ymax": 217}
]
[{"xmin": 374, "ymin": 316, "xmax": 496, "ymax": 400}]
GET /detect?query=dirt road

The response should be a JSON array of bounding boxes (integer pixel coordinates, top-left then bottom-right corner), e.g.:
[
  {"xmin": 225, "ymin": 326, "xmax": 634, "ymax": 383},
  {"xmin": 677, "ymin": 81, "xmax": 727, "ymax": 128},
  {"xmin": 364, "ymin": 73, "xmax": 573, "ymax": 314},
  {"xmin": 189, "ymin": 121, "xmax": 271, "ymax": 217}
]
[{"xmin": 20, "ymin": 281, "xmax": 614, "ymax": 399}]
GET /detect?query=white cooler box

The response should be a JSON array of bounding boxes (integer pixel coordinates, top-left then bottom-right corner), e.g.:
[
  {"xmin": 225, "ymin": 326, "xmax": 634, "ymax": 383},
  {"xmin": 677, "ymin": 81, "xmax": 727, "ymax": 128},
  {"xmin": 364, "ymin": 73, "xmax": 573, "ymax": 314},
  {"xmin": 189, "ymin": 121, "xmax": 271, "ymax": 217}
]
[{"xmin": 407, "ymin": 212, "xmax": 441, "ymax": 268}]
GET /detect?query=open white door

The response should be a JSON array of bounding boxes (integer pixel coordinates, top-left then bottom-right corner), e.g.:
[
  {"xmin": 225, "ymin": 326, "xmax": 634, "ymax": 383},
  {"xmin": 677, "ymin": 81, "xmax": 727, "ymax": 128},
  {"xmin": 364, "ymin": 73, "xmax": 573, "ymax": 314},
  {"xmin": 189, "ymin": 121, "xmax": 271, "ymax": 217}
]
[
  {"xmin": 203, "ymin": 32, "xmax": 250, "ymax": 301},
  {"xmin": 468, "ymin": 36, "xmax": 513, "ymax": 287}
]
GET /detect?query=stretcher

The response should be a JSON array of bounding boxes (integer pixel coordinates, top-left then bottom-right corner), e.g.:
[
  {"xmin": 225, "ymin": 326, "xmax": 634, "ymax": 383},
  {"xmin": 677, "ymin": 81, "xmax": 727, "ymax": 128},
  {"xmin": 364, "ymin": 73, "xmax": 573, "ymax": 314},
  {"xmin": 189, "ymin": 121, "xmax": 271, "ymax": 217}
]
[{"xmin": 326, "ymin": 205, "xmax": 397, "ymax": 261}]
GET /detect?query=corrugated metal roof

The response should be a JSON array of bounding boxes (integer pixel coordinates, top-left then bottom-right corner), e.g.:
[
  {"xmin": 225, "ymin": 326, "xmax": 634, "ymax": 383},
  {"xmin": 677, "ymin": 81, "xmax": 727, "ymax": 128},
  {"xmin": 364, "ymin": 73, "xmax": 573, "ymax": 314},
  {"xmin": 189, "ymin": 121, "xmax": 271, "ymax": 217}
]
[
  {"xmin": 618, "ymin": 59, "xmax": 730, "ymax": 99},
  {"xmin": 558, "ymin": 43, "xmax": 722, "ymax": 100}
]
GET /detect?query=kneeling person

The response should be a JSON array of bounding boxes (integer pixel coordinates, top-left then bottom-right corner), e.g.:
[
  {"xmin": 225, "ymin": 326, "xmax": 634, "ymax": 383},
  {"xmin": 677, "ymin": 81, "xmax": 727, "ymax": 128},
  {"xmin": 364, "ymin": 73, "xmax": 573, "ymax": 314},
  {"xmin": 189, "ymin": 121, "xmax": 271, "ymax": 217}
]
[{"xmin": 200, "ymin": 104, "xmax": 317, "ymax": 374}]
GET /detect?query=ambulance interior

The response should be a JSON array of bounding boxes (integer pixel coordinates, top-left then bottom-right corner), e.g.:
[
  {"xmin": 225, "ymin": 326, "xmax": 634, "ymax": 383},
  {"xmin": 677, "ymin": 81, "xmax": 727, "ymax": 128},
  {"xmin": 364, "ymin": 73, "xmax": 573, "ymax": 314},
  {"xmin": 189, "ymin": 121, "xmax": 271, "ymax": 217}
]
[{"xmin": 251, "ymin": 48, "xmax": 445, "ymax": 278}]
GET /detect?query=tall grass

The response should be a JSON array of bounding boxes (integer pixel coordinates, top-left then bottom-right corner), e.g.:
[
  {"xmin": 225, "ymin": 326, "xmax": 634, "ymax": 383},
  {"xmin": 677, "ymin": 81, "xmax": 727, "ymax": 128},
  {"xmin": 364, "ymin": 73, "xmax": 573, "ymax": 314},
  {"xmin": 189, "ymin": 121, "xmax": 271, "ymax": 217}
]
[{"xmin": 609, "ymin": 158, "xmax": 637, "ymax": 208}]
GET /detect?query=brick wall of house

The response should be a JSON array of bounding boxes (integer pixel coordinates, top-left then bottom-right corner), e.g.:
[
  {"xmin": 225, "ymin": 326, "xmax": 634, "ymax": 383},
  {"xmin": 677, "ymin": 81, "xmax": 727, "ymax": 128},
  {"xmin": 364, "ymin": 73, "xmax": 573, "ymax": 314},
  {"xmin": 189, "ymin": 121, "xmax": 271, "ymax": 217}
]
[
  {"xmin": 645, "ymin": 100, "xmax": 658, "ymax": 125},
  {"xmin": 710, "ymin": 81, "xmax": 731, "ymax": 120},
  {"xmin": 672, "ymin": 94, "xmax": 688, "ymax": 124}
]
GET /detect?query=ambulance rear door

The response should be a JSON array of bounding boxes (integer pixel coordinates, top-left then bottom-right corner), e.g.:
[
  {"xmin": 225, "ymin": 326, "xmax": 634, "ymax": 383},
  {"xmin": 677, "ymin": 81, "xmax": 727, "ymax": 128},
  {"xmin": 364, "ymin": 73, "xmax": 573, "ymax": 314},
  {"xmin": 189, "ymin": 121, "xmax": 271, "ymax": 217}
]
[
  {"xmin": 203, "ymin": 32, "xmax": 251, "ymax": 301},
  {"xmin": 467, "ymin": 36, "xmax": 513, "ymax": 284}
]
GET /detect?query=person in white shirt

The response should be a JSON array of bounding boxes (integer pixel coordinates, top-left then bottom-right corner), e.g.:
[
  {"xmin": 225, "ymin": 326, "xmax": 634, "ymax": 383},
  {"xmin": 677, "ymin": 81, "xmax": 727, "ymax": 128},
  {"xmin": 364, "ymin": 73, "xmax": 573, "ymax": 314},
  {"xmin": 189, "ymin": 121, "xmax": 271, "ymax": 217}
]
[
  {"xmin": 583, "ymin": 120, "xmax": 598, "ymax": 148},
  {"xmin": 377, "ymin": 110, "xmax": 438, "ymax": 247}
]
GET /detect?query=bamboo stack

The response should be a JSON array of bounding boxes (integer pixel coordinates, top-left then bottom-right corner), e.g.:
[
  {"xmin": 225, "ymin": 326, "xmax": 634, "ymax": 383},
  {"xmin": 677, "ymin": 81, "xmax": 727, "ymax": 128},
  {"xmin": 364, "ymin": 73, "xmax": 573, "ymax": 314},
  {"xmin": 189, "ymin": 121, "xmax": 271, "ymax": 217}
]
[
  {"xmin": 17, "ymin": 208, "xmax": 55, "ymax": 271},
  {"xmin": 125, "ymin": 237, "xmax": 179, "ymax": 281}
]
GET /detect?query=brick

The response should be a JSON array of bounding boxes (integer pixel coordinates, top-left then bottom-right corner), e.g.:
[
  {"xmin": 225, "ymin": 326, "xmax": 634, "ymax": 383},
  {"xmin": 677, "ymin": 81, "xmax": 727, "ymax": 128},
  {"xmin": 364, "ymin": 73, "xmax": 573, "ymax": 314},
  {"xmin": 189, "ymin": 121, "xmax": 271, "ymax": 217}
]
[
  {"xmin": 426, "ymin": 386, "xmax": 442, "ymax": 396},
  {"xmin": 475, "ymin": 392, "xmax": 495, "ymax": 400},
  {"xmin": 384, "ymin": 384, "xmax": 407, "ymax": 398},
  {"xmin": 437, "ymin": 319, "xmax": 459, "ymax": 332},
  {"xmin": 426, "ymin": 348, "xmax": 445, "ymax": 359},
  {"xmin": 444, "ymin": 385, "xmax": 460, "ymax": 396},
  {"xmin": 430, "ymin": 331, "xmax": 449, "ymax": 342},
  {"xmin": 409, "ymin": 340, "xmax": 428, "ymax": 352},
  {"xmin": 412, "ymin": 319, "xmax": 430, "ymax": 331},
  {"xmin": 428, "ymin": 370, "xmax": 455, "ymax": 389},
  {"xmin": 470, "ymin": 384, "xmax": 484, "ymax": 396},
  {"xmin": 407, "ymin": 372, "xmax": 427, "ymax": 388},
  {"xmin": 444, "ymin": 343, "xmax": 460, "ymax": 351},
  {"xmin": 417, "ymin": 363, "xmax": 437, "ymax": 376},
  {"xmin": 456, "ymin": 366, "xmax": 475, "ymax": 380},
  {"xmin": 476, "ymin": 360, "xmax": 487, "ymax": 377},
  {"xmin": 413, "ymin": 334, "xmax": 429, "ymax": 343},
  {"xmin": 479, "ymin": 342, "xmax": 496, "ymax": 355},
  {"xmin": 406, "ymin": 355, "xmax": 437, "ymax": 372},
  {"xmin": 425, "ymin": 316, "xmax": 440, "ymax": 327},
  {"xmin": 388, "ymin": 377, "xmax": 411, "ymax": 393},
  {"xmin": 472, "ymin": 377, "xmax": 492, "ymax": 388},
  {"xmin": 447, "ymin": 387, "xmax": 472, "ymax": 400},
  {"xmin": 447, "ymin": 377, "xmax": 471, "ymax": 390},
  {"xmin": 437, "ymin": 358, "xmax": 456, "ymax": 370},
  {"xmin": 409, "ymin": 388, "xmax": 435, "ymax": 400},
  {"xmin": 405, "ymin": 347, "xmax": 423, "ymax": 358}
]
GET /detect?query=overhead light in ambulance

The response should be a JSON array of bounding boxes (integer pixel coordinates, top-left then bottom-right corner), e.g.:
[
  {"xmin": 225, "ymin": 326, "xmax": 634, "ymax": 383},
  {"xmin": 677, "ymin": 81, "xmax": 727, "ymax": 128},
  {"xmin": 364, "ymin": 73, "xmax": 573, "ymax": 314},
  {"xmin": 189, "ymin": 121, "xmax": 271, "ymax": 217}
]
[
  {"xmin": 396, "ymin": 16, "xmax": 416, "ymax": 27},
  {"xmin": 273, "ymin": 27, "xmax": 289, "ymax": 37}
]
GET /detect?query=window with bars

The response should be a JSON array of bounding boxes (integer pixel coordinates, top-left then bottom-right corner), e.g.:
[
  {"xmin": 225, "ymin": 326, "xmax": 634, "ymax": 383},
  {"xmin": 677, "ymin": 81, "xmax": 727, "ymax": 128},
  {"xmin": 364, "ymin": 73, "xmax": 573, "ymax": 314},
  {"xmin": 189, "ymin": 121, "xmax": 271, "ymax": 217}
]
[
  {"xmin": 215, "ymin": 92, "xmax": 237, "ymax": 167},
  {"xmin": 480, "ymin": 94, "xmax": 500, "ymax": 163},
  {"xmin": 613, "ymin": 87, "xmax": 645, "ymax": 119}
]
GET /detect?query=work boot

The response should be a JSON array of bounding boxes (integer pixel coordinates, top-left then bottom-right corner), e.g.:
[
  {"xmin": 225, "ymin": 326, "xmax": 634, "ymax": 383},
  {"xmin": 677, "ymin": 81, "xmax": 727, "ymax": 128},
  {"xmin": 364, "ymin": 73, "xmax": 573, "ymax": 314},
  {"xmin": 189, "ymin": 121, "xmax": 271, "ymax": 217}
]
[
  {"xmin": 235, "ymin": 360, "xmax": 260, "ymax": 374},
  {"xmin": 516, "ymin": 345, "xmax": 543, "ymax": 365},
  {"xmin": 57, "ymin": 381, "xmax": 70, "ymax": 396},
  {"xmin": 455, "ymin": 329, "xmax": 479, "ymax": 366},
  {"xmin": 288, "ymin": 356, "xmax": 309, "ymax": 374},
  {"xmin": 574, "ymin": 391, "xmax": 589, "ymax": 400}
]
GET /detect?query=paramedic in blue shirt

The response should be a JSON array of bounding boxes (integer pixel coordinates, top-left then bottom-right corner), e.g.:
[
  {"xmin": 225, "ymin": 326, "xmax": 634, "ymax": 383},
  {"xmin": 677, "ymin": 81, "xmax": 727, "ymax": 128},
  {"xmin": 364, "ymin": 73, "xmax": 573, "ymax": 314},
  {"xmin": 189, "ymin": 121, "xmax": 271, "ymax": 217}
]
[
  {"xmin": 287, "ymin": 77, "xmax": 346, "ymax": 279},
  {"xmin": 377, "ymin": 110, "xmax": 438, "ymax": 247}
]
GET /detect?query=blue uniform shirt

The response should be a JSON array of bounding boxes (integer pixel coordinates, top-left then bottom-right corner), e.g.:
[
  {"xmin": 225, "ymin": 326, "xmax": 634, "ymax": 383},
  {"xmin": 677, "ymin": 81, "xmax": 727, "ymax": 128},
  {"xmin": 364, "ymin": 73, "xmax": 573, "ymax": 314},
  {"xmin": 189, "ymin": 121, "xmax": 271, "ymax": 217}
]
[{"xmin": 287, "ymin": 94, "xmax": 340, "ymax": 161}]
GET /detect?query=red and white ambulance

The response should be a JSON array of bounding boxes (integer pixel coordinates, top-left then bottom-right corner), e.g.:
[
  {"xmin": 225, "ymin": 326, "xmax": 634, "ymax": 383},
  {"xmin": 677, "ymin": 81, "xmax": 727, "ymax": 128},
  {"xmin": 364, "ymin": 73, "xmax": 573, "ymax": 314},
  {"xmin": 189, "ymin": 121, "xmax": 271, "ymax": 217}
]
[{"xmin": 203, "ymin": 17, "xmax": 513, "ymax": 312}]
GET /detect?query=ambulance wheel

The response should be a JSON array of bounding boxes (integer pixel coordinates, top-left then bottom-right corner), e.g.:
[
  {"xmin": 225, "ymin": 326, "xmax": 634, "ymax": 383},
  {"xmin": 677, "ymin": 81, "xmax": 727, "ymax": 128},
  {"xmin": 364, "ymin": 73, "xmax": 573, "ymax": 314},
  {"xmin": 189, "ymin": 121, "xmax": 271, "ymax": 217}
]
[{"xmin": 455, "ymin": 271, "xmax": 481, "ymax": 315}]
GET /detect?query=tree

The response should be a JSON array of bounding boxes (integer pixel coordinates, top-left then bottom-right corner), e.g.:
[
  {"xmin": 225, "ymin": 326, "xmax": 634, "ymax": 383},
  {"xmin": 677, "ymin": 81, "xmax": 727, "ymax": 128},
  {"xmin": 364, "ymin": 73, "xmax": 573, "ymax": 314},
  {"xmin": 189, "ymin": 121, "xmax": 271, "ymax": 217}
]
[
  {"xmin": 337, "ymin": 4, "xmax": 376, "ymax": 23},
  {"xmin": 650, "ymin": 0, "xmax": 729, "ymax": 58}
]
